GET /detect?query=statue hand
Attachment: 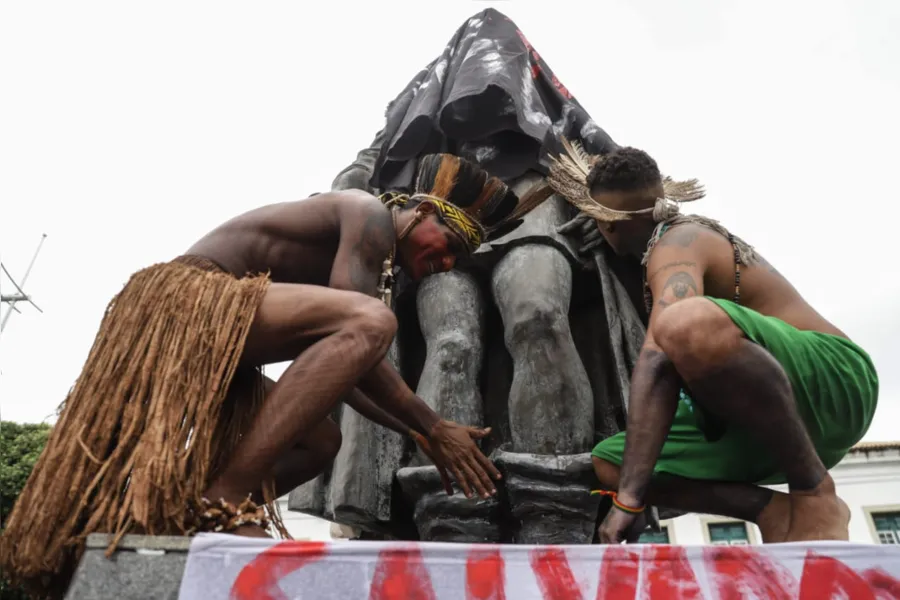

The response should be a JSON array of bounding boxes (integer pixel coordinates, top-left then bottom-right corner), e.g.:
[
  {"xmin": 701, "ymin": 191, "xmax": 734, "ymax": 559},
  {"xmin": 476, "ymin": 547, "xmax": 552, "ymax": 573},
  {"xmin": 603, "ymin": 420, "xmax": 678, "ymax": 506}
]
[
  {"xmin": 557, "ymin": 213, "xmax": 605, "ymax": 266},
  {"xmin": 579, "ymin": 225, "xmax": 605, "ymax": 254},
  {"xmin": 558, "ymin": 211, "xmax": 590, "ymax": 235},
  {"xmin": 425, "ymin": 420, "xmax": 501, "ymax": 499}
]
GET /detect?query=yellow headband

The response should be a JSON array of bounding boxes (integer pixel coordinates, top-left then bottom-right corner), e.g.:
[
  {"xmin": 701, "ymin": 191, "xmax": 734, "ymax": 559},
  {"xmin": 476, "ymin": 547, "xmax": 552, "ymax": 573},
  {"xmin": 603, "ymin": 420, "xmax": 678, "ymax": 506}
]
[{"xmin": 380, "ymin": 192, "xmax": 484, "ymax": 252}]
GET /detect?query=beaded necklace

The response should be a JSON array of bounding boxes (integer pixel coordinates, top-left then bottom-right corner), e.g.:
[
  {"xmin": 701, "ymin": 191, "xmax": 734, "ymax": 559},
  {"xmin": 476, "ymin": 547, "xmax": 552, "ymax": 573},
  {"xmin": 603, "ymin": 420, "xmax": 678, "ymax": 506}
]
[
  {"xmin": 378, "ymin": 208, "xmax": 424, "ymax": 307},
  {"xmin": 376, "ymin": 210, "xmax": 398, "ymax": 307}
]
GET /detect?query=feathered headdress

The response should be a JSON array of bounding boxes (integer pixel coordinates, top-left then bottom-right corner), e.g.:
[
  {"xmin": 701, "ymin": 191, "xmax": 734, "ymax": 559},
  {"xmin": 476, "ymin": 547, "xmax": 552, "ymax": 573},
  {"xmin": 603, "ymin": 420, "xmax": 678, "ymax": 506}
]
[
  {"xmin": 547, "ymin": 138, "xmax": 705, "ymax": 222},
  {"xmin": 381, "ymin": 153, "xmax": 552, "ymax": 253}
]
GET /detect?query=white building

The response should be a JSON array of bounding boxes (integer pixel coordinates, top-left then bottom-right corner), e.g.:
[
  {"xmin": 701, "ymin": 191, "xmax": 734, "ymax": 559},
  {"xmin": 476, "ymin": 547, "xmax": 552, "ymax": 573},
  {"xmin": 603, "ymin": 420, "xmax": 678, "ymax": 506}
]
[{"xmin": 278, "ymin": 442, "xmax": 900, "ymax": 546}]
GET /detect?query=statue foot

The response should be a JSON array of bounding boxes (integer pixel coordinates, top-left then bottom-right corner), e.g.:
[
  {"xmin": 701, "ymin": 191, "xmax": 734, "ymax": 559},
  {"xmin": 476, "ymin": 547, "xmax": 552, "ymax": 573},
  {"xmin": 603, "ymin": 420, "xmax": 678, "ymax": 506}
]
[
  {"xmin": 397, "ymin": 466, "xmax": 502, "ymax": 543},
  {"xmin": 493, "ymin": 449, "xmax": 598, "ymax": 545}
]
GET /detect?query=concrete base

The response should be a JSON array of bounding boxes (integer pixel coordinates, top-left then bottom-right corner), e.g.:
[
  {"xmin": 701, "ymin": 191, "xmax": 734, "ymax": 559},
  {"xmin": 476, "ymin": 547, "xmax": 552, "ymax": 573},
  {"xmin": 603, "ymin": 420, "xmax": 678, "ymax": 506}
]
[{"xmin": 64, "ymin": 534, "xmax": 190, "ymax": 600}]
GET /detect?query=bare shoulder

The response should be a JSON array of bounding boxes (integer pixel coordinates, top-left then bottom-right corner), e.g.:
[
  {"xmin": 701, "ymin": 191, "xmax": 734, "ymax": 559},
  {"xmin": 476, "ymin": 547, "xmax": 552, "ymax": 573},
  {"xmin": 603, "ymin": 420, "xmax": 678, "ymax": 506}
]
[
  {"xmin": 225, "ymin": 190, "xmax": 387, "ymax": 243},
  {"xmin": 317, "ymin": 189, "xmax": 383, "ymax": 213},
  {"xmin": 646, "ymin": 222, "xmax": 738, "ymax": 287},
  {"xmin": 654, "ymin": 222, "xmax": 737, "ymax": 263},
  {"xmin": 328, "ymin": 190, "xmax": 395, "ymax": 293},
  {"xmin": 323, "ymin": 190, "xmax": 394, "ymax": 258},
  {"xmin": 654, "ymin": 222, "xmax": 715, "ymax": 249},
  {"xmin": 321, "ymin": 190, "xmax": 388, "ymax": 235}
]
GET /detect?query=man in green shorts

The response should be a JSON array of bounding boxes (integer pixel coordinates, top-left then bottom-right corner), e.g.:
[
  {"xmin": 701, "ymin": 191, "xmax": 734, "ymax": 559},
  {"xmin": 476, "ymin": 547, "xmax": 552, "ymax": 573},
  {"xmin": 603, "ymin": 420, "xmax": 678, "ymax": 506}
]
[{"xmin": 548, "ymin": 140, "xmax": 878, "ymax": 544}]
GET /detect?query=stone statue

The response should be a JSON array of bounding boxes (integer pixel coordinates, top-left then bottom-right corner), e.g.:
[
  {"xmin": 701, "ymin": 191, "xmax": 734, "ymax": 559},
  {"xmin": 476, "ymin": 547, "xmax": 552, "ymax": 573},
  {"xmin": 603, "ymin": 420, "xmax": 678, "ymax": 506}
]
[{"xmin": 288, "ymin": 8, "xmax": 666, "ymax": 543}]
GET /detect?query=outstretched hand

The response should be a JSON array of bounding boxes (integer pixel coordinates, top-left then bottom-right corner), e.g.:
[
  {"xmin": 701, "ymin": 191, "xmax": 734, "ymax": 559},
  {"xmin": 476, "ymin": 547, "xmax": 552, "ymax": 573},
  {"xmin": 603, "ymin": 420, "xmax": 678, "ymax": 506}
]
[
  {"xmin": 417, "ymin": 420, "xmax": 502, "ymax": 499},
  {"xmin": 411, "ymin": 430, "xmax": 454, "ymax": 496}
]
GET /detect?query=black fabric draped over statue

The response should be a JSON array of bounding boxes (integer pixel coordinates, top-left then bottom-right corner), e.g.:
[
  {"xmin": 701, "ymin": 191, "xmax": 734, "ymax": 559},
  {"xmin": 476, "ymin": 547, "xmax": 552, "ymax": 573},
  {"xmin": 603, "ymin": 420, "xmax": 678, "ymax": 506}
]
[{"xmin": 370, "ymin": 8, "xmax": 618, "ymax": 191}]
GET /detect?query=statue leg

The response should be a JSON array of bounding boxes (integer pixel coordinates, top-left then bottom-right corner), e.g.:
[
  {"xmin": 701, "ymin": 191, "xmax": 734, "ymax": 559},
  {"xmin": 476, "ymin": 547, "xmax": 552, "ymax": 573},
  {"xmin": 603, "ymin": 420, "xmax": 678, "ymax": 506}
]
[
  {"xmin": 414, "ymin": 270, "xmax": 484, "ymax": 426},
  {"xmin": 491, "ymin": 244, "xmax": 597, "ymax": 544},
  {"xmin": 491, "ymin": 244, "xmax": 593, "ymax": 454},
  {"xmin": 396, "ymin": 270, "xmax": 501, "ymax": 543}
]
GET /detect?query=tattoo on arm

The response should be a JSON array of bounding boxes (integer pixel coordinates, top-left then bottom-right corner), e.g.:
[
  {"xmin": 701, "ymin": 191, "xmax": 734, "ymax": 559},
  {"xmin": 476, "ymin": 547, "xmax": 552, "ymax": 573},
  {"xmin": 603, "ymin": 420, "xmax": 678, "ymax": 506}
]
[
  {"xmin": 347, "ymin": 209, "xmax": 394, "ymax": 294},
  {"xmin": 647, "ymin": 260, "xmax": 697, "ymax": 284},
  {"xmin": 656, "ymin": 271, "xmax": 699, "ymax": 308}
]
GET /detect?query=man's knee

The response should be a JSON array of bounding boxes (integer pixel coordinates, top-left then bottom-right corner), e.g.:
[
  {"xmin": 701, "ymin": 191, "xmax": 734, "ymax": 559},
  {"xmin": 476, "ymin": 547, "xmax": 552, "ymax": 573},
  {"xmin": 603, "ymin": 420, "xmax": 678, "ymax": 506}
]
[
  {"xmin": 592, "ymin": 456, "xmax": 621, "ymax": 489},
  {"xmin": 430, "ymin": 332, "xmax": 481, "ymax": 371},
  {"xmin": 345, "ymin": 295, "xmax": 398, "ymax": 357},
  {"xmin": 493, "ymin": 246, "xmax": 572, "ymax": 341},
  {"xmin": 505, "ymin": 298, "xmax": 569, "ymax": 344},
  {"xmin": 652, "ymin": 298, "xmax": 742, "ymax": 377},
  {"xmin": 318, "ymin": 419, "xmax": 343, "ymax": 462}
]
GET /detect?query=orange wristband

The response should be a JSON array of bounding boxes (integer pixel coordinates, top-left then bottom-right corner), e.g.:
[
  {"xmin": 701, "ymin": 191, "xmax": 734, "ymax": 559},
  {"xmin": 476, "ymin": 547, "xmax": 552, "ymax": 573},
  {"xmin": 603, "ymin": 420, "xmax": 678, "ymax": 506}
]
[{"xmin": 589, "ymin": 489, "xmax": 645, "ymax": 514}]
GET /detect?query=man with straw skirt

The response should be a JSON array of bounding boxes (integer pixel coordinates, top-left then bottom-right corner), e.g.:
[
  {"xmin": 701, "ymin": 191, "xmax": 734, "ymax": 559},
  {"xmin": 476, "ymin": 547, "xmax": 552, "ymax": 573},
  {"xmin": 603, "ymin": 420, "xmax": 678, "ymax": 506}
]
[
  {"xmin": 0, "ymin": 153, "xmax": 549, "ymax": 597},
  {"xmin": 548, "ymin": 140, "xmax": 878, "ymax": 545}
]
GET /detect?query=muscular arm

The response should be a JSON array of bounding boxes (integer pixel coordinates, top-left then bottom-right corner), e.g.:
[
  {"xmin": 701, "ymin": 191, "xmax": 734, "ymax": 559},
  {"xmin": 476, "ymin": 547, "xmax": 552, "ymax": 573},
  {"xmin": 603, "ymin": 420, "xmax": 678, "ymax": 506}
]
[
  {"xmin": 344, "ymin": 388, "xmax": 410, "ymax": 436},
  {"xmin": 616, "ymin": 225, "xmax": 709, "ymax": 507},
  {"xmin": 329, "ymin": 196, "xmax": 441, "ymax": 436}
]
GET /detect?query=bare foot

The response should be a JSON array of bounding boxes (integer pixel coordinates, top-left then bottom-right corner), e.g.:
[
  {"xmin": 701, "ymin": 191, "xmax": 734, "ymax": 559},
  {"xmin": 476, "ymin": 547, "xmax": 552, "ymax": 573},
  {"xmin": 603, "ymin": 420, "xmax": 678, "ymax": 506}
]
[
  {"xmin": 755, "ymin": 491, "xmax": 791, "ymax": 543},
  {"xmin": 784, "ymin": 475, "xmax": 851, "ymax": 542}
]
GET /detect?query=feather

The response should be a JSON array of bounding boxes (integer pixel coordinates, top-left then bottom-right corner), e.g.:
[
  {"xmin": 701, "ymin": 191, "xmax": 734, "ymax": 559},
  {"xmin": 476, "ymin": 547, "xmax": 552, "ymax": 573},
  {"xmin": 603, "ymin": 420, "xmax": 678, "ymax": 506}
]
[
  {"xmin": 560, "ymin": 137, "xmax": 594, "ymax": 178},
  {"xmin": 485, "ymin": 219, "xmax": 523, "ymax": 241},
  {"xmin": 481, "ymin": 188, "xmax": 519, "ymax": 228},
  {"xmin": 662, "ymin": 176, "xmax": 706, "ymax": 203},
  {"xmin": 548, "ymin": 137, "xmax": 707, "ymax": 223},
  {"xmin": 503, "ymin": 181, "xmax": 555, "ymax": 223}
]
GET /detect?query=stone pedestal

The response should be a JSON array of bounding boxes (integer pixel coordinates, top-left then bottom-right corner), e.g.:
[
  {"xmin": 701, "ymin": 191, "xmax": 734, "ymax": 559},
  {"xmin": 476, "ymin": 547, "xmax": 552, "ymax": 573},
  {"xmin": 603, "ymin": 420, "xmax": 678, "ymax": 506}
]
[
  {"xmin": 493, "ymin": 449, "xmax": 598, "ymax": 545},
  {"xmin": 397, "ymin": 451, "xmax": 600, "ymax": 545},
  {"xmin": 65, "ymin": 534, "xmax": 189, "ymax": 600}
]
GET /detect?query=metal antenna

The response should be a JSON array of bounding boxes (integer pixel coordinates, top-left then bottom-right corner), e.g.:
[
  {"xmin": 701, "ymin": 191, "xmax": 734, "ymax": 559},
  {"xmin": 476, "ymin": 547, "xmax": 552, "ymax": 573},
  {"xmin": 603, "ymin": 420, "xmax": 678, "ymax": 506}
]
[
  {"xmin": 1, "ymin": 233, "xmax": 47, "ymax": 336},
  {"xmin": 0, "ymin": 234, "xmax": 47, "ymax": 470}
]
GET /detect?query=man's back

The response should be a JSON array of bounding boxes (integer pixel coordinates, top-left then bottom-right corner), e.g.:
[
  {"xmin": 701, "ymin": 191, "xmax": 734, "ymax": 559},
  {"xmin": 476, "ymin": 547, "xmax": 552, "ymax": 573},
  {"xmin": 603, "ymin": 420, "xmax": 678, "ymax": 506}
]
[
  {"xmin": 652, "ymin": 223, "xmax": 847, "ymax": 340},
  {"xmin": 186, "ymin": 190, "xmax": 383, "ymax": 284}
]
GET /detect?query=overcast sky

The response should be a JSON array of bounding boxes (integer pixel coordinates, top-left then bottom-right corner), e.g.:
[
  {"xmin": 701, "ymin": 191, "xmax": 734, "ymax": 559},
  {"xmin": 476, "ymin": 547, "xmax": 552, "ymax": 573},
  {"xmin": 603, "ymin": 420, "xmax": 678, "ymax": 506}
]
[{"xmin": 1, "ymin": 1, "xmax": 898, "ymax": 443}]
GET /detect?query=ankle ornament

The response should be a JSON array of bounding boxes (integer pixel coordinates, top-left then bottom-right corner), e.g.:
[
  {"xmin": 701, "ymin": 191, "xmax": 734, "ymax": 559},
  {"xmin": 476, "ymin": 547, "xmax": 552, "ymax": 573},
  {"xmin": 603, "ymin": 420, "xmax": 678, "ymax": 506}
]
[{"xmin": 187, "ymin": 495, "xmax": 271, "ymax": 534}]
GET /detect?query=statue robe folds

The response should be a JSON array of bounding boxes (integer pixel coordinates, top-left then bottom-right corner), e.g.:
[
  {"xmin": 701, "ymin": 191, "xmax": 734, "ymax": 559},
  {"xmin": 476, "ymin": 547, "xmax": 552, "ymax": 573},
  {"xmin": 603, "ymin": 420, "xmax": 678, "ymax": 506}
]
[{"xmin": 289, "ymin": 8, "xmax": 667, "ymax": 543}]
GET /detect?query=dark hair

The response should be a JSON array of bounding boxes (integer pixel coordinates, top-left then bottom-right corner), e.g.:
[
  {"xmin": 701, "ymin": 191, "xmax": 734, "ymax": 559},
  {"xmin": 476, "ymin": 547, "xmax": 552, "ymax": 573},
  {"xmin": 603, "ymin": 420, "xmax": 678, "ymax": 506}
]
[
  {"xmin": 586, "ymin": 147, "xmax": 662, "ymax": 194},
  {"xmin": 414, "ymin": 154, "xmax": 517, "ymax": 230}
]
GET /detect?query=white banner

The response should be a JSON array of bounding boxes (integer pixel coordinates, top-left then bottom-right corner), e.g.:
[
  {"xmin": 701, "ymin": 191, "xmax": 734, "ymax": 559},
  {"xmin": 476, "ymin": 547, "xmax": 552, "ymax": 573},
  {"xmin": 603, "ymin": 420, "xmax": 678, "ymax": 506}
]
[{"xmin": 178, "ymin": 533, "xmax": 900, "ymax": 599}]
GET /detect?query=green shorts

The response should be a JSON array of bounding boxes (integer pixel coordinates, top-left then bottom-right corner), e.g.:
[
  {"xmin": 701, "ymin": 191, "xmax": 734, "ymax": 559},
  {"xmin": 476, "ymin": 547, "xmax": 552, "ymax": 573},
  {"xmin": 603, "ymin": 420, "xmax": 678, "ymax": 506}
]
[{"xmin": 591, "ymin": 297, "xmax": 879, "ymax": 485}]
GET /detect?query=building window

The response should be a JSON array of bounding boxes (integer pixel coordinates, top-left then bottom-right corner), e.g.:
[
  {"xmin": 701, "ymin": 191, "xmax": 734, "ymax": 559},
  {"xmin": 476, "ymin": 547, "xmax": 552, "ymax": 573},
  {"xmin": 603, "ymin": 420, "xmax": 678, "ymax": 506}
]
[
  {"xmin": 707, "ymin": 521, "xmax": 750, "ymax": 545},
  {"xmin": 639, "ymin": 526, "xmax": 670, "ymax": 544},
  {"xmin": 872, "ymin": 511, "xmax": 900, "ymax": 544}
]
